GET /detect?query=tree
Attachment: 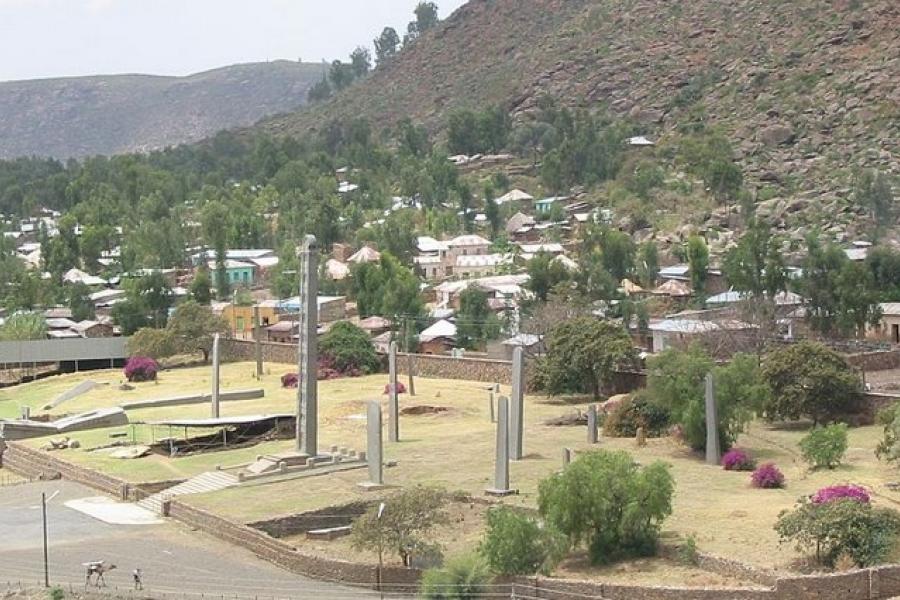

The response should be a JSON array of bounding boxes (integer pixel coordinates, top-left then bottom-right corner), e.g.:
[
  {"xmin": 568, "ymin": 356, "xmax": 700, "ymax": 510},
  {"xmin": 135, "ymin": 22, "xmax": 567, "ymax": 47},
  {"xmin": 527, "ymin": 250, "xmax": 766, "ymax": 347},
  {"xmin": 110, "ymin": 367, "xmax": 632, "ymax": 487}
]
[
  {"xmin": 135, "ymin": 272, "xmax": 173, "ymax": 329},
  {"xmin": 483, "ymin": 183, "xmax": 501, "ymax": 239},
  {"xmin": 0, "ymin": 312, "xmax": 47, "ymax": 341},
  {"xmin": 539, "ymin": 318, "xmax": 636, "ymax": 400},
  {"xmin": 202, "ymin": 201, "xmax": 232, "ymax": 301},
  {"xmin": 319, "ymin": 321, "xmax": 379, "ymax": 375},
  {"xmin": 167, "ymin": 300, "xmax": 230, "ymax": 362},
  {"xmin": 686, "ymin": 235, "xmax": 709, "ymax": 296},
  {"xmin": 854, "ymin": 169, "xmax": 894, "ymax": 223},
  {"xmin": 190, "ymin": 263, "xmax": 213, "ymax": 305},
  {"xmin": 723, "ymin": 222, "xmax": 787, "ymax": 298},
  {"xmin": 526, "ymin": 252, "xmax": 570, "ymax": 303},
  {"xmin": 374, "ymin": 27, "xmax": 401, "ymax": 66},
  {"xmin": 127, "ymin": 327, "xmax": 178, "ymax": 360},
  {"xmin": 866, "ymin": 246, "xmax": 900, "ymax": 301},
  {"xmin": 704, "ymin": 159, "xmax": 743, "ymax": 204},
  {"xmin": 646, "ymin": 347, "xmax": 759, "ymax": 452},
  {"xmin": 67, "ymin": 282, "xmax": 95, "ymax": 322},
  {"xmin": 111, "ymin": 299, "xmax": 149, "ymax": 336},
  {"xmin": 329, "ymin": 60, "xmax": 354, "ymax": 91},
  {"xmin": 761, "ymin": 341, "xmax": 861, "ymax": 425},
  {"xmin": 349, "ymin": 46, "xmax": 372, "ymax": 78},
  {"xmin": 800, "ymin": 236, "xmax": 882, "ymax": 337},
  {"xmin": 479, "ymin": 507, "xmax": 567, "ymax": 576},
  {"xmin": 307, "ymin": 75, "xmax": 332, "ymax": 103},
  {"xmin": 636, "ymin": 242, "xmax": 659, "ymax": 288},
  {"xmin": 351, "ymin": 487, "xmax": 449, "ymax": 566},
  {"xmin": 414, "ymin": 2, "xmax": 439, "ymax": 33},
  {"xmin": 538, "ymin": 450, "xmax": 674, "ymax": 564},
  {"xmin": 351, "ymin": 253, "xmax": 424, "ymax": 321},
  {"xmin": 456, "ymin": 288, "xmax": 501, "ymax": 350}
]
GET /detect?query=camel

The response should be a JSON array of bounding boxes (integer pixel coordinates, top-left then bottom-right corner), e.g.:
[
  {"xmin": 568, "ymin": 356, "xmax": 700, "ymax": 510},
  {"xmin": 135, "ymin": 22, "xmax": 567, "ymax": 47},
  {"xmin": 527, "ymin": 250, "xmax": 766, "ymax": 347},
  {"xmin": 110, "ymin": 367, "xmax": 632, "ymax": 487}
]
[{"xmin": 83, "ymin": 561, "xmax": 117, "ymax": 587}]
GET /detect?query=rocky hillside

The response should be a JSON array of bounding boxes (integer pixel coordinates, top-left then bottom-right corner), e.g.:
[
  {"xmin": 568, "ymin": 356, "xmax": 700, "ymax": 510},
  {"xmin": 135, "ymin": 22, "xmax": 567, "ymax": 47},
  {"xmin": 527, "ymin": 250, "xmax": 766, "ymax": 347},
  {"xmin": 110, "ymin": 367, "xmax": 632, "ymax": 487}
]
[
  {"xmin": 265, "ymin": 0, "xmax": 899, "ymax": 198},
  {"xmin": 0, "ymin": 61, "xmax": 326, "ymax": 158}
]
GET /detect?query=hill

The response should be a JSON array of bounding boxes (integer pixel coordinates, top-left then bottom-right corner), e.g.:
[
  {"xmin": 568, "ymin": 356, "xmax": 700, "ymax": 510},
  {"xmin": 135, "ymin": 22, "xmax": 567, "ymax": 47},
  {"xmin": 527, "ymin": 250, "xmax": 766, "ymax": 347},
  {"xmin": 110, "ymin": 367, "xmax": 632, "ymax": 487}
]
[
  {"xmin": 0, "ymin": 61, "xmax": 326, "ymax": 159},
  {"xmin": 264, "ymin": 0, "xmax": 899, "ymax": 196}
]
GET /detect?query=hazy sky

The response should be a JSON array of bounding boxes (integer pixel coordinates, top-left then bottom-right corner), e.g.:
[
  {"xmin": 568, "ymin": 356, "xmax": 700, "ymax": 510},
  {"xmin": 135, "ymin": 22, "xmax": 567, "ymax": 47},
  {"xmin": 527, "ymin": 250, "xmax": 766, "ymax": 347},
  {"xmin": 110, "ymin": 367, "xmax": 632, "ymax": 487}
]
[{"xmin": 0, "ymin": 0, "xmax": 468, "ymax": 82}]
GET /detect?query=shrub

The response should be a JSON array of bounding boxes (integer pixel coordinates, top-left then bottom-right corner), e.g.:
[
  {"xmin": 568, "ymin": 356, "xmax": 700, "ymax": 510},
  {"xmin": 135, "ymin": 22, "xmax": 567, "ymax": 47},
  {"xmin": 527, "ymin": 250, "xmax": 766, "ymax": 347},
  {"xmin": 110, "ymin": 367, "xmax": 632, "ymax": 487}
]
[
  {"xmin": 876, "ymin": 403, "xmax": 900, "ymax": 463},
  {"xmin": 281, "ymin": 372, "xmax": 298, "ymax": 388},
  {"xmin": 420, "ymin": 553, "xmax": 492, "ymax": 600},
  {"xmin": 722, "ymin": 449, "xmax": 756, "ymax": 471},
  {"xmin": 538, "ymin": 450, "xmax": 674, "ymax": 564},
  {"xmin": 49, "ymin": 587, "xmax": 64, "ymax": 600},
  {"xmin": 677, "ymin": 535, "xmax": 700, "ymax": 566},
  {"xmin": 124, "ymin": 356, "xmax": 159, "ymax": 382},
  {"xmin": 812, "ymin": 485, "xmax": 870, "ymax": 505},
  {"xmin": 602, "ymin": 394, "xmax": 670, "ymax": 438},
  {"xmin": 800, "ymin": 424, "xmax": 848, "ymax": 470},
  {"xmin": 775, "ymin": 496, "xmax": 900, "ymax": 567},
  {"xmin": 751, "ymin": 463, "xmax": 785, "ymax": 489},
  {"xmin": 479, "ymin": 507, "xmax": 568, "ymax": 576}
]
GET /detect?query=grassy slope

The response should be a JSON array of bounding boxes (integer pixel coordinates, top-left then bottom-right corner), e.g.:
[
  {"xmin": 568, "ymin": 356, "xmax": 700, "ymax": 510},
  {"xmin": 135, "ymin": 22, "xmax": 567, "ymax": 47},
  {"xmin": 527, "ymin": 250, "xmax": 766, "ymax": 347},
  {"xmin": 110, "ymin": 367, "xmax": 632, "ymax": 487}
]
[{"xmin": 4, "ymin": 363, "xmax": 900, "ymax": 573}]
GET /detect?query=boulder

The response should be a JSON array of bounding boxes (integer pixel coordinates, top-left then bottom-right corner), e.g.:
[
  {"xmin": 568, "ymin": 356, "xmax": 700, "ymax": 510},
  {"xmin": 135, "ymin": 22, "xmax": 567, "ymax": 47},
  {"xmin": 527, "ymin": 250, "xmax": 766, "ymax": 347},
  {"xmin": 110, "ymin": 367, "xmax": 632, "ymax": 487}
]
[{"xmin": 759, "ymin": 125, "xmax": 796, "ymax": 146}]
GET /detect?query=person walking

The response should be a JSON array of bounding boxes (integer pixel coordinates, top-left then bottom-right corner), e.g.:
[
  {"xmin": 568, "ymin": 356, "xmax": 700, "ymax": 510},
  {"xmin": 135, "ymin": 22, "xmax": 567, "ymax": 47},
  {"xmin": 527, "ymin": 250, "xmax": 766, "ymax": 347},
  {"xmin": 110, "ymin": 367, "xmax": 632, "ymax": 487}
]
[{"xmin": 133, "ymin": 568, "xmax": 143, "ymax": 590}]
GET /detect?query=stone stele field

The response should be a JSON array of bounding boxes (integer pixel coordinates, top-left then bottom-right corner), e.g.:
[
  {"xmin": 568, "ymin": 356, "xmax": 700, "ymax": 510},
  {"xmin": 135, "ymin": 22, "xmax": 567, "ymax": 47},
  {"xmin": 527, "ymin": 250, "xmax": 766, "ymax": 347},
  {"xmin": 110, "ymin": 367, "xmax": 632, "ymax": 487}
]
[{"xmin": 2, "ymin": 361, "xmax": 900, "ymax": 586}]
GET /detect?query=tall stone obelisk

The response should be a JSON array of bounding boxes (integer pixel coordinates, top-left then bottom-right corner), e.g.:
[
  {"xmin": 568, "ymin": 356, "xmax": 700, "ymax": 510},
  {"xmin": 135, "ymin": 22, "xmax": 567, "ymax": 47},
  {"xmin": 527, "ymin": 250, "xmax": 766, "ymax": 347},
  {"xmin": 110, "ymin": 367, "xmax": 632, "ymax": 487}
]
[
  {"xmin": 297, "ymin": 235, "xmax": 319, "ymax": 457},
  {"xmin": 211, "ymin": 333, "xmax": 221, "ymax": 418}
]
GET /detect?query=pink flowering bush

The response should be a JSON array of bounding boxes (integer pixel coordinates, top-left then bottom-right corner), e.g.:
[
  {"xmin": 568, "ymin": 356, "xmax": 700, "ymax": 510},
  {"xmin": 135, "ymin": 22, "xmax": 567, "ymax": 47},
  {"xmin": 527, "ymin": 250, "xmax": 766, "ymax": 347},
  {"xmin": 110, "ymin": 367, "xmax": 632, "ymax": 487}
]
[
  {"xmin": 751, "ymin": 463, "xmax": 785, "ymax": 489},
  {"xmin": 281, "ymin": 372, "xmax": 299, "ymax": 388},
  {"xmin": 722, "ymin": 449, "xmax": 756, "ymax": 471},
  {"xmin": 812, "ymin": 485, "xmax": 870, "ymax": 505},
  {"xmin": 124, "ymin": 356, "xmax": 158, "ymax": 382}
]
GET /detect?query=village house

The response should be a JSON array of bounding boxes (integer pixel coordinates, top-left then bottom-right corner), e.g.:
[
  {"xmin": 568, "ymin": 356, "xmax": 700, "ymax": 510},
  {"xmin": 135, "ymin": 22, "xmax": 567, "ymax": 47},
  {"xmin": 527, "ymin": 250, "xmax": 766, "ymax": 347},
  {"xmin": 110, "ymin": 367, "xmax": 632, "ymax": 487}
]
[
  {"xmin": 871, "ymin": 303, "xmax": 900, "ymax": 344},
  {"xmin": 208, "ymin": 260, "xmax": 256, "ymax": 288},
  {"xmin": 417, "ymin": 319, "xmax": 457, "ymax": 354}
]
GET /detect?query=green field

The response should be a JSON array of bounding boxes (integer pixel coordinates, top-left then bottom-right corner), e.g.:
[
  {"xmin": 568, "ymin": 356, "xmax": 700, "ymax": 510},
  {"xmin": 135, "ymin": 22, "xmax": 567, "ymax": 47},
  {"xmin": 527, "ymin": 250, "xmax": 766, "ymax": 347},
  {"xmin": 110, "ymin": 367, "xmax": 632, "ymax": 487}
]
[{"xmin": 4, "ymin": 362, "xmax": 900, "ymax": 578}]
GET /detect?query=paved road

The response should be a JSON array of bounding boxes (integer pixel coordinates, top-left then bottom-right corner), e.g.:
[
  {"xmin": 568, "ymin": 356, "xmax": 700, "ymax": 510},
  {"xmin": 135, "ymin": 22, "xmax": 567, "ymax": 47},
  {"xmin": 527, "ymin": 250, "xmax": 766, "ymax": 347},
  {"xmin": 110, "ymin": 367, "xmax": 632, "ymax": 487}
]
[{"xmin": 0, "ymin": 479, "xmax": 388, "ymax": 599}]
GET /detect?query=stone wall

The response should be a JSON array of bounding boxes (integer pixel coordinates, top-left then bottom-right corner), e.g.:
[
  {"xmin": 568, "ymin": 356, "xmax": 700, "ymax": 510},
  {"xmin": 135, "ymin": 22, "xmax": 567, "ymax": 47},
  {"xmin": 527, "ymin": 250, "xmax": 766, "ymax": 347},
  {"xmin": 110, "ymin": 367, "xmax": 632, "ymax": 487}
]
[
  {"xmin": 0, "ymin": 441, "xmax": 129, "ymax": 498},
  {"xmin": 848, "ymin": 350, "xmax": 900, "ymax": 372},
  {"xmin": 6, "ymin": 441, "xmax": 900, "ymax": 599},
  {"xmin": 221, "ymin": 338, "xmax": 297, "ymax": 365},
  {"xmin": 399, "ymin": 352, "xmax": 514, "ymax": 385},
  {"xmin": 166, "ymin": 499, "xmax": 419, "ymax": 592}
]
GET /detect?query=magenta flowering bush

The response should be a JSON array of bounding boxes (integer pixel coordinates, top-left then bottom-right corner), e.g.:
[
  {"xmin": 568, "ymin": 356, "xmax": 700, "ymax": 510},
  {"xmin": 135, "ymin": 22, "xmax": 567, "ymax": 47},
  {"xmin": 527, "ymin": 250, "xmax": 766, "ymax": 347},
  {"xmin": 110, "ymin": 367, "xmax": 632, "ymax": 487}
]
[
  {"xmin": 722, "ymin": 449, "xmax": 756, "ymax": 471},
  {"xmin": 751, "ymin": 463, "xmax": 785, "ymax": 489},
  {"xmin": 812, "ymin": 485, "xmax": 870, "ymax": 505},
  {"xmin": 124, "ymin": 356, "xmax": 159, "ymax": 382}
]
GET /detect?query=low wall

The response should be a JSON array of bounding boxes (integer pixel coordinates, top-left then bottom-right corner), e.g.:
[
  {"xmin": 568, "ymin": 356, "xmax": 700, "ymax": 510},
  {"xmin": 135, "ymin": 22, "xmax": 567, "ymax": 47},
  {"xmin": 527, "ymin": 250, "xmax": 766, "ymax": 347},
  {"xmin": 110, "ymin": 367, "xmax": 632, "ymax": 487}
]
[
  {"xmin": 848, "ymin": 350, "xmax": 900, "ymax": 372},
  {"xmin": 6, "ymin": 442, "xmax": 900, "ymax": 599},
  {"xmin": 121, "ymin": 388, "xmax": 264, "ymax": 410},
  {"xmin": 0, "ymin": 441, "xmax": 130, "ymax": 498},
  {"xmin": 221, "ymin": 339, "xmax": 296, "ymax": 365},
  {"xmin": 399, "ymin": 352, "xmax": 514, "ymax": 385},
  {"xmin": 166, "ymin": 499, "xmax": 419, "ymax": 592}
]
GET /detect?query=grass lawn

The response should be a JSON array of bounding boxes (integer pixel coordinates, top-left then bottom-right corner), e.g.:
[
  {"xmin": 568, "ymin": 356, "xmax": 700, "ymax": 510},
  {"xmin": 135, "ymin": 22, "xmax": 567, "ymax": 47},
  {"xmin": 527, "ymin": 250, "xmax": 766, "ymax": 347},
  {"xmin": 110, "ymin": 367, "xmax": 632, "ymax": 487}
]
[{"xmin": 6, "ymin": 362, "xmax": 900, "ymax": 578}]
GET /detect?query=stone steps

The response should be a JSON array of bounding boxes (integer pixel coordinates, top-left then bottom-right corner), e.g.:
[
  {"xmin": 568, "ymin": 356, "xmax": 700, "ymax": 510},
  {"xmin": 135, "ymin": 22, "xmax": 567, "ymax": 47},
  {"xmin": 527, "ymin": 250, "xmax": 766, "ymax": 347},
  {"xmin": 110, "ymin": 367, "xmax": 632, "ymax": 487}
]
[{"xmin": 137, "ymin": 471, "xmax": 237, "ymax": 514}]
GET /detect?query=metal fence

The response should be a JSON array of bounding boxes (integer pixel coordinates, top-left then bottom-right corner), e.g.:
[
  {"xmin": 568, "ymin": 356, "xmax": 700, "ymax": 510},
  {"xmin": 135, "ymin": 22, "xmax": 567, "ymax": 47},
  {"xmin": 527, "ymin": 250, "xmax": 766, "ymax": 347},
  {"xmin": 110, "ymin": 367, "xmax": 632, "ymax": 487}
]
[{"xmin": 0, "ymin": 337, "xmax": 129, "ymax": 365}]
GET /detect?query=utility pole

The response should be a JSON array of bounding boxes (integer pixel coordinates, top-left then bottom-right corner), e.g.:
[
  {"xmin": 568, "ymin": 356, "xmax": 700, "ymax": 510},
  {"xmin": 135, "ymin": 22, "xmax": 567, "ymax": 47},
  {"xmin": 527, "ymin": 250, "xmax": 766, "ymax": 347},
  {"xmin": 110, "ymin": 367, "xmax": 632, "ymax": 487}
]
[{"xmin": 42, "ymin": 492, "xmax": 49, "ymax": 587}]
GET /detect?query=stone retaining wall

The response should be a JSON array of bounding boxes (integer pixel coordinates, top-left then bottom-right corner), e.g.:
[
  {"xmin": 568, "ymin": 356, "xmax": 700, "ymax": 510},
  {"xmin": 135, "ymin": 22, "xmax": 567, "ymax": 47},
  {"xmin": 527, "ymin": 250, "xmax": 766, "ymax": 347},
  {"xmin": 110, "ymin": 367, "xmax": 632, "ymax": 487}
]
[
  {"xmin": 6, "ymin": 442, "xmax": 900, "ymax": 599},
  {"xmin": 0, "ymin": 441, "xmax": 129, "ymax": 498},
  {"xmin": 848, "ymin": 350, "xmax": 900, "ymax": 372},
  {"xmin": 398, "ymin": 352, "xmax": 514, "ymax": 385},
  {"xmin": 221, "ymin": 339, "xmax": 297, "ymax": 365},
  {"xmin": 165, "ymin": 499, "xmax": 419, "ymax": 592}
]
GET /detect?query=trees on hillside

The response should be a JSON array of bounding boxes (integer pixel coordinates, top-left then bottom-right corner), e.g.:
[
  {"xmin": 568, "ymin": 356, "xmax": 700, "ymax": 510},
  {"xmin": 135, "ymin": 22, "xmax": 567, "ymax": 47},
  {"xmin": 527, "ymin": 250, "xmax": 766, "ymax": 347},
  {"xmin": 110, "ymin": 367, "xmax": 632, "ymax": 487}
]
[
  {"xmin": 374, "ymin": 27, "xmax": 401, "ymax": 65},
  {"xmin": 686, "ymin": 235, "xmax": 709, "ymax": 296},
  {"xmin": 526, "ymin": 252, "xmax": 571, "ymax": 303},
  {"xmin": 351, "ymin": 253, "xmax": 424, "ymax": 321},
  {"xmin": 722, "ymin": 221, "xmax": 787, "ymax": 298}
]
